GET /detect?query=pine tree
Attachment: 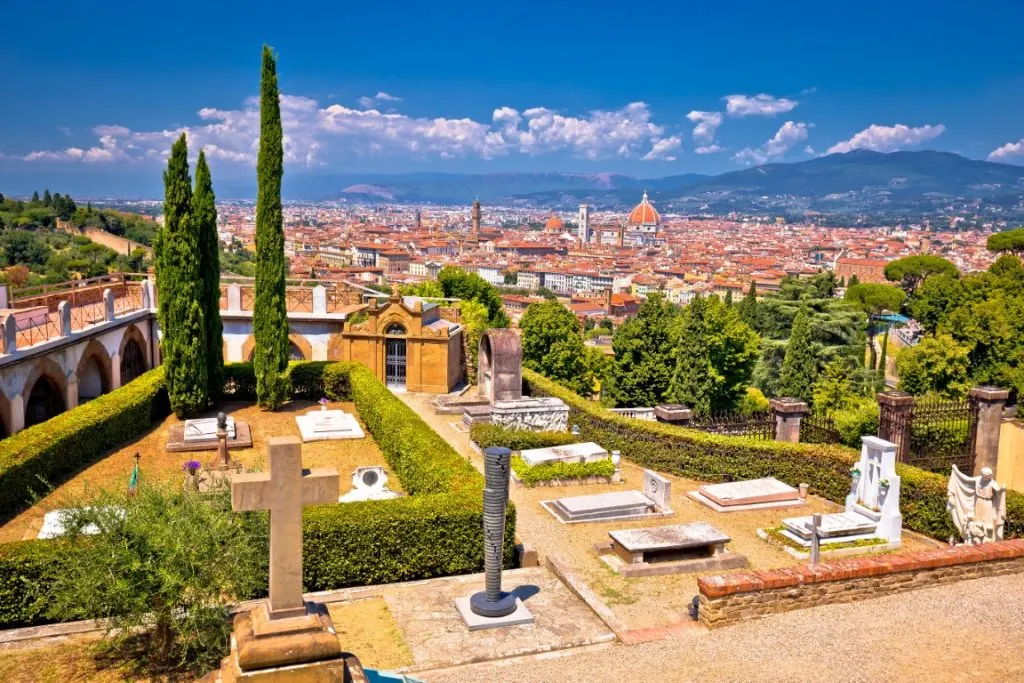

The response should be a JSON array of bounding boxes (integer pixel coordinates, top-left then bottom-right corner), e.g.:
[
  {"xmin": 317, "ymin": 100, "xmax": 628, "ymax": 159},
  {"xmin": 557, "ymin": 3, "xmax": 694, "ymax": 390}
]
[
  {"xmin": 193, "ymin": 150, "xmax": 224, "ymax": 400},
  {"xmin": 847, "ymin": 274, "xmax": 860, "ymax": 288},
  {"xmin": 31, "ymin": 191, "xmax": 40, "ymax": 204},
  {"xmin": 724, "ymin": 290, "xmax": 734, "ymax": 307},
  {"xmin": 253, "ymin": 45, "xmax": 290, "ymax": 409},
  {"xmin": 42, "ymin": 189, "xmax": 52, "ymax": 207},
  {"xmin": 777, "ymin": 306, "xmax": 817, "ymax": 403},
  {"xmin": 608, "ymin": 293, "xmax": 676, "ymax": 407},
  {"xmin": 668, "ymin": 297, "xmax": 712, "ymax": 416},
  {"xmin": 158, "ymin": 134, "xmax": 208, "ymax": 416},
  {"xmin": 737, "ymin": 282, "xmax": 761, "ymax": 331}
]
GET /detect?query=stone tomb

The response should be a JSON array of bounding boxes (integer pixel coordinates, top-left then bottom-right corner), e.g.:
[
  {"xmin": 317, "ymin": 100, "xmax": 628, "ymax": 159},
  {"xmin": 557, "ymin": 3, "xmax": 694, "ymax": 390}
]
[
  {"xmin": 542, "ymin": 470, "xmax": 673, "ymax": 524},
  {"xmin": 597, "ymin": 522, "xmax": 747, "ymax": 577},
  {"xmin": 491, "ymin": 397, "xmax": 569, "ymax": 433},
  {"xmin": 339, "ymin": 466, "xmax": 401, "ymax": 502},
  {"xmin": 295, "ymin": 409, "xmax": 365, "ymax": 442},
  {"xmin": 167, "ymin": 416, "xmax": 253, "ymax": 453},
  {"xmin": 519, "ymin": 441, "xmax": 609, "ymax": 467},
  {"xmin": 688, "ymin": 477, "xmax": 807, "ymax": 513}
]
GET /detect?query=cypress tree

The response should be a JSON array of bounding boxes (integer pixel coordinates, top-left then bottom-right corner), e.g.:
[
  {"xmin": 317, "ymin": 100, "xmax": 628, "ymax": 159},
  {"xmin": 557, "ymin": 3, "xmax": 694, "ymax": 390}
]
[
  {"xmin": 668, "ymin": 297, "xmax": 712, "ymax": 417},
  {"xmin": 778, "ymin": 306, "xmax": 816, "ymax": 403},
  {"xmin": 193, "ymin": 150, "xmax": 224, "ymax": 400},
  {"xmin": 737, "ymin": 282, "xmax": 761, "ymax": 331},
  {"xmin": 253, "ymin": 45, "xmax": 290, "ymax": 409},
  {"xmin": 42, "ymin": 189, "xmax": 52, "ymax": 206},
  {"xmin": 159, "ymin": 133, "xmax": 208, "ymax": 416}
]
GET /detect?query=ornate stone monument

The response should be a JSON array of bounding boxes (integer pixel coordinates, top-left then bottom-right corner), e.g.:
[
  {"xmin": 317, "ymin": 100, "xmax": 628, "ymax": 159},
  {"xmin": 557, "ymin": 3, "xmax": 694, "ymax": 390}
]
[
  {"xmin": 214, "ymin": 436, "xmax": 368, "ymax": 681},
  {"xmin": 455, "ymin": 446, "xmax": 535, "ymax": 630},
  {"xmin": 478, "ymin": 329, "xmax": 523, "ymax": 403},
  {"xmin": 947, "ymin": 465, "xmax": 1007, "ymax": 545}
]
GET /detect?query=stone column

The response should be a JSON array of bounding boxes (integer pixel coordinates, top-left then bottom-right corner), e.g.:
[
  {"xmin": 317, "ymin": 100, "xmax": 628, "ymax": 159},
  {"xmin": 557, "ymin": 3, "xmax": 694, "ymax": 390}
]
[
  {"xmin": 877, "ymin": 391, "xmax": 915, "ymax": 458},
  {"xmin": 0, "ymin": 284, "xmax": 8, "ymax": 310},
  {"xmin": 0, "ymin": 315, "xmax": 16, "ymax": 354},
  {"xmin": 141, "ymin": 279, "xmax": 155, "ymax": 310},
  {"xmin": 103, "ymin": 288, "xmax": 115, "ymax": 321},
  {"xmin": 57, "ymin": 301, "xmax": 72, "ymax": 337},
  {"xmin": 969, "ymin": 386, "xmax": 1009, "ymax": 475},
  {"xmin": 312, "ymin": 285, "xmax": 327, "ymax": 315},
  {"xmin": 227, "ymin": 284, "xmax": 241, "ymax": 312},
  {"xmin": 770, "ymin": 398, "xmax": 809, "ymax": 443},
  {"xmin": 9, "ymin": 394, "xmax": 24, "ymax": 434},
  {"xmin": 65, "ymin": 377, "xmax": 79, "ymax": 411},
  {"xmin": 110, "ymin": 351, "xmax": 122, "ymax": 390},
  {"xmin": 654, "ymin": 403, "xmax": 693, "ymax": 426},
  {"xmin": 470, "ymin": 447, "xmax": 515, "ymax": 618}
]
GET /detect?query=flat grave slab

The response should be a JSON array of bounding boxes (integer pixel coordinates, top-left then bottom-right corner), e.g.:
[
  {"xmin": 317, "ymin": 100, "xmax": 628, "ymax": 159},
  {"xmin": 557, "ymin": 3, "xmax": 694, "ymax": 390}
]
[
  {"xmin": 519, "ymin": 441, "xmax": 608, "ymax": 467},
  {"xmin": 183, "ymin": 416, "xmax": 236, "ymax": 441},
  {"xmin": 781, "ymin": 511, "xmax": 878, "ymax": 546},
  {"xmin": 542, "ymin": 490, "xmax": 671, "ymax": 524},
  {"xmin": 598, "ymin": 522, "xmax": 746, "ymax": 577},
  {"xmin": 295, "ymin": 410, "xmax": 365, "ymax": 442},
  {"xmin": 688, "ymin": 477, "xmax": 806, "ymax": 513},
  {"xmin": 167, "ymin": 421, "xmax": 253, "ymax": 452}
]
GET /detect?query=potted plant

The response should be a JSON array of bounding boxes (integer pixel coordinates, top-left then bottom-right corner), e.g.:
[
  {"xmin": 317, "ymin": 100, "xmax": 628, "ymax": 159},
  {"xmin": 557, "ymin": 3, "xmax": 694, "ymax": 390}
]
[{"xmin": 182, "ymin": 460, "xmax": 202, "ymax": 489}]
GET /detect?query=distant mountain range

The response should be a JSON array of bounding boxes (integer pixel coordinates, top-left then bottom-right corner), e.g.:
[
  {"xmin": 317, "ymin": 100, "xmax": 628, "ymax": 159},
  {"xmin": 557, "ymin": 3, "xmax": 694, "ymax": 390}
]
[{"xmin": 281, "ymin": 150, "xmax": 1024, "ymax": 219}]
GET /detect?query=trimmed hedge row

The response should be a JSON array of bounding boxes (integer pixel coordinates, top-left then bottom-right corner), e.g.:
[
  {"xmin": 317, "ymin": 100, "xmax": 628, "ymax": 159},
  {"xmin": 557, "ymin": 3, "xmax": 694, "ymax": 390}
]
[
  {"xmin": 0, "ymin": 367, "xmax": 169, "ymax": 520},
  {"xmin": 470, "ymin": 422, "xmax": 578, "ymax": 452},
  {"xmin": 522, "ymin": 368, "xmax": 1024, "ymax": 540}
]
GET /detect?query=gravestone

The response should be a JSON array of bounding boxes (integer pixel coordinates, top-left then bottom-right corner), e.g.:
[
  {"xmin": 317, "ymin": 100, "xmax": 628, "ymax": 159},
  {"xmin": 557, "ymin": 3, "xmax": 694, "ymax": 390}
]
[
  {"xmin": 214, "ymin": 436, "xmax": 365, "ymax": 681},
  {"xmin": 689, "ymin": 477, "xmax": 806, "ymax": 513},
  {"xmin": 642, "ymin": 470, "xmax": 672, "ymax": 512},
  {"xmin": 542, "ymin": 469, "xmax": 674, "ymax": 523},
  {"xmin": 478, "ymin": 329, "xmax": 522, "ymax": 403},
  {"xmin": 947, "ymin": 465, "xmax": 1007, "ymax": 544},
  {"xmin": 295, "ymin": 409, "xmax": 365, "ymax": 442},
  {"xmin": 600, "ymin": 522, "xmax": 747, "ymax": 576},
  {"xmin": 490, "ymin": 397, "xmax": 569, "ymax": 432},
  {"xmin": 519, "ymin": 442, "xmax": 608, "ymax": 467},
  {"xmin": 185, "ymin": 416, "xmax": 236, "ymax": 441},
  {"xmin": 167, "ymin": 415, "xmax": 253, "ymax": 453},
  {"xmin": 339, "ymin": 466, "xmax": 400, "ymax": 502}
]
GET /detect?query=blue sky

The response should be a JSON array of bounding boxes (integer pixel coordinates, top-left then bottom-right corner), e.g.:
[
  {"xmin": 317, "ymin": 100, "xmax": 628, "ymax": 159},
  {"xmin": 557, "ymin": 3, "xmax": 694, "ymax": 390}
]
[{"xmin": 2, "ymin": 0, "xmax": 1023, "ymax": 196}]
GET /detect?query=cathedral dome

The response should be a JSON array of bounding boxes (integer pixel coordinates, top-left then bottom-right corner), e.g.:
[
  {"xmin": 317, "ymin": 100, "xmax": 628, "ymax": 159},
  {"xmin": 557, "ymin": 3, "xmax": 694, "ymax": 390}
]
[
  {"xmin": 627, "ymin": 191, "xmax": 660, "ymax": 226},
  {"xmin": 545, "ymin": 216, "xmax": 565, "ymax": 232}
]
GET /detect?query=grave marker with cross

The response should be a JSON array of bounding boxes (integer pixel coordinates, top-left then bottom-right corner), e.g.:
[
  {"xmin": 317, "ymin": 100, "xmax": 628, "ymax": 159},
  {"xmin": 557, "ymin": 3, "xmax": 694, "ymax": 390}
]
[{"xmin": 231, "ymin": 436, "xmax": 338, "ymax": 619}]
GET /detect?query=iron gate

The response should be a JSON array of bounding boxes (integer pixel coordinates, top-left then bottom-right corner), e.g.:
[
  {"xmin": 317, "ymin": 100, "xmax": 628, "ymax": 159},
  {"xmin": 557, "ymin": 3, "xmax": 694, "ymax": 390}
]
[{"xmin": 385, "ymin": 338, "xmax": 407, "ymax": 388}]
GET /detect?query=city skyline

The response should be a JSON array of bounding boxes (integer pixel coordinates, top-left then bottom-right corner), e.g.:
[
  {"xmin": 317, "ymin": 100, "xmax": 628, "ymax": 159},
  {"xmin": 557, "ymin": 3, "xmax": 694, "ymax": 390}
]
[{"xmin": 1, "ymin": 0, "xmax": 1023, "ymax": 196}]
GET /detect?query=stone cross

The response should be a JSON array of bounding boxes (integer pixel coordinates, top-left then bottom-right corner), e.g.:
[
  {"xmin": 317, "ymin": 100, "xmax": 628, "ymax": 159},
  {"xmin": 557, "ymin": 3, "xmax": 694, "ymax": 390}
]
[{"xmin": 231, "ymin": 436, "xmax": 338, "ymax": 619}]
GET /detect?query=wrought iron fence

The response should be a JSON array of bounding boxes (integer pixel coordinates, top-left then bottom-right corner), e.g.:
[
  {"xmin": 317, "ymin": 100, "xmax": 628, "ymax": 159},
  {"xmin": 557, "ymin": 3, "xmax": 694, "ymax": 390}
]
[
  {"xmin": 800, "ymin": 411, "xmax": 842, "ymax": 444},
  {"xmin": 286, "ymin": 287, "xmax": 314, "ymax": 313},
  {"xmin": 882, "ymin": 398, "xmax": 978, "ymax": 473},
  {"xmin": 113, "ymin": 286, "xmax": 145, "ymax": 316},
  {"xmin": 691, "ymin": 409, "xmax": 776, "ymax": 440},
  {"xmin": 14, "ymin": 314, "xmax": 61, "ymax": 348}
]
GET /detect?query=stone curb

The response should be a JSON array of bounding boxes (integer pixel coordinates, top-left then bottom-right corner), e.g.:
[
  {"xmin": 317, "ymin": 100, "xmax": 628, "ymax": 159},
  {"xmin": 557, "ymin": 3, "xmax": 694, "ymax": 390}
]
[{"xmin": 545, "ymin": 553, "xmax": 628, "ymax": 639}]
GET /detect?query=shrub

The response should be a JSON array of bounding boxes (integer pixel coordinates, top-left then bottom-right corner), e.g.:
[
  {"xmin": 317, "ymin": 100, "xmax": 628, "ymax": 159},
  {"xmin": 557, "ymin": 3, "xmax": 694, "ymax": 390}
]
[
  {"xmin": 287, "ymin": 361, "xmax": 330, "ymax": 400},
  {"xmin": 523, "ymin": 368, "xmax": 1024, "ymax": 542},
  {"xmin": 832, "ymin": 398, "xmax": 880, "ymax": 448},
  {"xmin": 511, "ymin": 456, "xmax": 616, "ymax": 485},
  {"xmin": 470, "ymin": 423, "xmax": 578, "ymax": 451},
  {"xmin": 222, "ymin": 362, "xmax": 256, "ymax": 400},
  {"xmin": 0, "ymin": 368, "xmax": 169, "ymax": 519}
]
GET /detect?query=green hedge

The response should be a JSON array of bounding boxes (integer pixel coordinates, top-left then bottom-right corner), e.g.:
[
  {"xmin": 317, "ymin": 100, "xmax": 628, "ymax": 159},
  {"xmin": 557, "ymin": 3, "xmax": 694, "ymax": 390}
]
[
  {"xmin": 523, "ymin": 368, "xmax": 1024, "ymax": 541},
  {"xmin": 0, "ymin": 367, "xmax": 169, "ymax": 520},
  {"xmin": 470, "ymin": 422, "xmax": 578, "ymax": 451},
  {"xmin": 0, "ymin": 362, "xmax": 515, "ymax": 629},
  {"xmin": 511, "ymin": 456, "xmax": 616, "ymax": 486}
]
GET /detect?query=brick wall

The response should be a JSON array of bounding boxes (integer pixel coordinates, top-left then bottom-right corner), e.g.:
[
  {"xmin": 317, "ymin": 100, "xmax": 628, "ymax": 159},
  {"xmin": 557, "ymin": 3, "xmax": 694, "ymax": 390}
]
[{"xmin": 697, "ymin": 540, "xmax": 1024, "ymax": 628}]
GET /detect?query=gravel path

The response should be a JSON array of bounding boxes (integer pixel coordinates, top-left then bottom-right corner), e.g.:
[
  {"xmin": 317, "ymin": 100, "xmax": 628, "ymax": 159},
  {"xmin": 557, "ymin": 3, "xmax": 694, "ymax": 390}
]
[{"xmin": 428, "ymin": 571, "xmax": 1024, "ymax": 682}]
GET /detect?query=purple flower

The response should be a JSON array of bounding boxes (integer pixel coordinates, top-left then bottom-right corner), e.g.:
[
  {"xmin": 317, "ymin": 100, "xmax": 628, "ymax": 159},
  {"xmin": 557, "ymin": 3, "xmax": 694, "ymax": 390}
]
[
  {"xmin": 183, "ymin": 460, "xmax": 202, "ymax": 475},
  {"xmin": 320, "ymin": 397, "xmax": 329, "ymax": 406}
]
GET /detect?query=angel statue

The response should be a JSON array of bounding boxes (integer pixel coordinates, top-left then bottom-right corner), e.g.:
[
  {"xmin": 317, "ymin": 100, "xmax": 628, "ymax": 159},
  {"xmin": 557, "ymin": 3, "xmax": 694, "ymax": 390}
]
[{"xmin": 946, "ymin": 466, "xmax": 1006, "ymax": 545}]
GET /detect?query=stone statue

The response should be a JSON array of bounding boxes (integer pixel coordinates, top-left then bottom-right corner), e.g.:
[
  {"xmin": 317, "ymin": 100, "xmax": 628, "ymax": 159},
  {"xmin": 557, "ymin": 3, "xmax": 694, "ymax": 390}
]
[{"xmin": 947, "ymin": 465, "xmax": 1006, "ymax": 545}]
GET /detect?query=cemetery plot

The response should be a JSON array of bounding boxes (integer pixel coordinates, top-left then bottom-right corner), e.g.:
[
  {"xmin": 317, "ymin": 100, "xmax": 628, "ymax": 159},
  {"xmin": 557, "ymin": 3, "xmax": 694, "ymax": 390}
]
[
  {"xmin": 596, "ymin": 522, "xmax": 747, "ymax": 576},
  {"xmin": 688, "ymin": 477, "xmax": 807, "ymax": 513}
]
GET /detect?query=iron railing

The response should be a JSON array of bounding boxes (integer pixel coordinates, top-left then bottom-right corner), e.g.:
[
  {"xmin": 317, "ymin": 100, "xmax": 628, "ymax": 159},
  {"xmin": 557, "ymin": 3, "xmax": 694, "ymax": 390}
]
[
  {"xmin": 691, "ymin": 409, "xmax": 776, "ymax": 440},
  {"xmin": 882, "ymin": 398, "xmax": 978, "ymax": 473},
  {"xmin": 800, "ymin": 411, "xmax": 842, "ymax": 444}
]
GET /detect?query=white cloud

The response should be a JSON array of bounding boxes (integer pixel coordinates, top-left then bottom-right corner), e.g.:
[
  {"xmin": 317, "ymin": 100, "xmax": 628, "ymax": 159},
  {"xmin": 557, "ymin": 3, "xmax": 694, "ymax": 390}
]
[
  {"xmin": 374, "ymin": 91, "xmax": 401, "ymax": 102},
  {"xmin": 22, "ymin": 95, "xmax": 678, "ymax": 166},
  {"xmin": 643, "ymin": 136, "xmax": 682, "ymax": 161},
  {"xmin": 357, "ymin": 96, "xmax": 376, "ymax": 109},
  {"xmin": 724, "ymin": 93, "xmax": 798, "ymax": 117},
  {"xmin": 358, "ymin": 91, "xmax": 402, "ymax": 109},
  {"xmin": 57, "ymin": 126, "xmax": 73, "ymax": 138},
  {"xmin": 826, "ymin": 123, "xmax": 945, "ymax": 154},
  {"xmin": 733, "ymin": 121, "xmax": 810, "ymax": 165},
  {"xmin": 804, "ymin": 145, "xmax": 816, "ymax": 155},
  {"xmin": 695, "ymin": 144, "xmax": 722, "ymax": 155},
  {"xmin": 686, "ymin": 110, "xmax": 723, "ymax": 146},
  {"xmin": 988, "ymin": 139, "xmax": 1024, "ymax": 161}
]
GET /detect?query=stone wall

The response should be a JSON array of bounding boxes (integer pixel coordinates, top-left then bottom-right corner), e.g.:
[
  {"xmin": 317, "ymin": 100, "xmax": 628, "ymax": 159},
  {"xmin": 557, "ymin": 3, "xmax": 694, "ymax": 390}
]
[{"xmin": 698, "ymin": 540, "xmax": 1024, "ymax": 628}]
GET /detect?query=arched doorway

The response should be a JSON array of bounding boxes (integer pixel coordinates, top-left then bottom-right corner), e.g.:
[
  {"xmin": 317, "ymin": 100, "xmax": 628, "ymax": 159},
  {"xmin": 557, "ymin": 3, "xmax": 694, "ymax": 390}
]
[
  {"xmin": 78, "ymin": 355, "xmax": 108, "ymax": 403},
  {"xmin": 25, "ymin": 375, "xmax": 65, "ymax": 428},
  {"xmin": 288, "ymin": 341, "xmax": 305, "ymax": 361},
  {"xmin": 384, "ymin": 323, "xmax": 407, "ymax": 389},
  {"xmin": 121, "ymin": 338, "xmax": 146, "ymax": 385}
]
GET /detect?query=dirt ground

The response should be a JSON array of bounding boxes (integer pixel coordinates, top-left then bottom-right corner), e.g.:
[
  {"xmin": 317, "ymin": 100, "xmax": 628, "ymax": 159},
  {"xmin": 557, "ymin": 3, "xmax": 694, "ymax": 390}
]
[
  {"xmin": 328, "ymin": 598, "xmax": 414, "ymax": 671},
  {"xmin": 0, "ymin": 399, "xmax": 394, "ymax": 542}
]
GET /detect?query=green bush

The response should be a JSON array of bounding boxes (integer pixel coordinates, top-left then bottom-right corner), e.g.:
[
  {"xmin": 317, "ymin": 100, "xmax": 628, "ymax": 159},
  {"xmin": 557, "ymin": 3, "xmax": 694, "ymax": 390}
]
[
  {"xmin": 523, "ymin": 368, "xmax": 1024, "ymax": 541},
  {"xmin": 511, "ymin": 456, "xmax": 616, "ymax": 485},
  {"xmin": 0, "ymin": 368, "xmax": 169, "ymax": 519},
  {"xmin": 222, "ymin": 362, "xmax": 257, "ymax": 399},
  {"xmin": 832, "ymin": 398, "xmax": 880, "ymax": 448},
  {"xmin": 470, "ymin": 423, "xmax": 578, "ymax": 451}
]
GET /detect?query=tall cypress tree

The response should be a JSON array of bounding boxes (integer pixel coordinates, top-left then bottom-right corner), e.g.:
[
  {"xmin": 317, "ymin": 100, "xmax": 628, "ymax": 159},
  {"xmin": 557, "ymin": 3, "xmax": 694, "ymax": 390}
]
[
  {"xmin": 193, "ymin": 150, "xmax": 224, "ymax": 399},
  {"xmin": 778, "ymin": 306, "xmax": 816, "ymax": 403},
  {"xmin": 669, "ymin": 296, "xmax": 712, "ymax": 416},
  {"xmin": 253, "ymin": 45, "xmax": 290, "ymax": 409},
  {"xmin": 159, "ymin": 134, "xmax": 208, "ymax": 416}
]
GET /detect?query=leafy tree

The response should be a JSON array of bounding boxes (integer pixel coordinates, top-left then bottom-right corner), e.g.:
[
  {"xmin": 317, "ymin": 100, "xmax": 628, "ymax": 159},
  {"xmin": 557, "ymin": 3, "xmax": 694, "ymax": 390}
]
[
  {"xmin": 400, "ymin": 280, "xmax": 444, "ymax": 298},
  {"xmin": 905, "ymin": 273, "xmax": 965, "ymax": 334},
  {"xmin": 812, "ymin": 358, "xmax": 853, "ymax": 414},
  {"xmin": 503, "ymin": 270, "xmax": 517, "ymax": 285},
  {"xmin": 537, "ymin": 286, "xmax": 558, "ymax": 300},
  {"xmin": 737, "ymin": 282, "xmax": 763, "ymax": 330},
  {"xmin": 896, "ymin": 333, "xmax": 971, "ymax": 399},
  {"xmin": 668, "ymin": 296, "xmax": 712, "ymax": 415},
  {"xmin": 158, "ymin": 134, "xmax": 208, "ymax": 416},
  {"xmin": 847, "ymin": 273, "xmax": 860, "ymax": 288},
  {"xmin": 844, "ymin": 282, "xmax": 905, "ymax": 371},
  {"xmin": 0, "ymin": 230, "xmax": 49, "ymax": 267},
  {"xmin": 48, "ymin": 483, "xmax": 265, "ymax": 676},
  {"xmin": 438, "ymin": 266, "xmax": 509, "ymax": 326},
  {"xmin": 777, "ymin": 306, "xmax": 817, "ymax": 402},
  {"xmin": 724, "ymin": 289, "xmax": 733, "ymax": 307},
  {"xmin": 458, "ymin": 299, "xmax": 490, "ymax": 385},
  {"xmin": 519, "ymin": 300, "xmax": 594, "ymax": 395},
  {"xmin": 701, "ymin": 295, "xmax": 761, "ymax": 412},
  {"xmin": 987, "ymin": 227, "xmax": 1024, "ymax": 259},
  {"xmin": 193, "ymin": 150, "xmax": 223, "ymax": 400},
  {"xmin": 608, "ymin": 293, "xmax": 676, "ymax": 407},
  {"xmin": 884, "ymin": 255, "xmax": 959, "ymax": 297},
  {"xmin": 253, "ymin": 45, "xmax": 290, "ymax": 409},
  {"xmin": 42, "ymin": 189, "xmax": 52, "ymax": 207},
  {"xmin": 30, "ymin": 190, "xmax": 39, "ymax": 204}
]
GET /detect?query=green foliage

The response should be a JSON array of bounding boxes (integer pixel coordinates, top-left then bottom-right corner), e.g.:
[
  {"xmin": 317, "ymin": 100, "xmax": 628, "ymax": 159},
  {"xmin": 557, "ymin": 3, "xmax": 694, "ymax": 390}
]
[
  {"xmin": 48, "ymin": 483, "xmax": 265, "ymax": 674},
  {"xmin": 609, "ymin": 293, "xmax": 677, "ymax": 407},
  {"xmin": 519, "ymin": 300, "xmax": 595, "ymax": 396},
  {"xmin": 778, "ymin": 307, "xmax": 817, "ymax": 402},
  {"xmin": 0, "ymin": 369, "xmax": 169, "ymax": 519},
  {"xmin": 523, "ymin": 367, "xmax": 1024, "ymax": 541},
  {"xmin": 987, "ymin": 227, "xmax": 1024, "ymax": 257},
  {"xmin": 438, "ymin": 266, "xmax": 510, "ymax": 327},
  {"xmin": 511, "ymin": 456, "xmax": 616, "ymax": 485},
  {"xmin": 738, "ymin": 387, "xmax": 771, "ymax": 415},
  {"xmin": 221, "ymin": 239, "xmax": 256, "ymax": 277},
  {"xmin": 832, "ymin": 398, "xmax": 880, "ymax": 448},
  {"xmin": 401, "ymin": 280, "xmax": 444, "ymax": 298},
  {"xmin": 884, "ymin": 255, "xmax": 959, "ymax": 296},
  {"xmin": 470, "ymin": 423, "xmax": 578, "ymax": 451},
  {"xmin": 813, "ymin": 359, "xmax": 853, "ymax": 414},
  {"xmin": 669, "ymin": 296, "xmax": 712, "ymax": 416},
  {"xmin": 193, "ymin": 151, "xmax": 224, "ymax": 400},
  {"xmin": 458, "ymin": 299, "xmax": 490, "ymax": 385},
  {"xmin": 845, "ymin": 282, "xmax": 905, "ymax": 370},
  {"xmin": 254, "ymin": 46, "xmax": 291, "ymax": 409},
  {"xmin": 896, "ymin": 334, "xmax": 971, "ymax": 399}
]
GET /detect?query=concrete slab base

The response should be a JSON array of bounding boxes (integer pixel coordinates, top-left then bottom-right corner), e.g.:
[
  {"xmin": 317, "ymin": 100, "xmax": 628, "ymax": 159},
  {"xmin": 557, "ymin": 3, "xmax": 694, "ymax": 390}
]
[
  {"xmin": 687, "ymin": 490, "xmax": 807, "ymax": 513},
  {"xmin": 454, "ymin": 596, "xmax": 535, "ymax": 631},
  {"xmin": 595, "ymin": 543, "xmax": 747, "ymax": 577},
  {"xmin": 540, "ymin": 499, "xmax": 674, "ymax": 525}
]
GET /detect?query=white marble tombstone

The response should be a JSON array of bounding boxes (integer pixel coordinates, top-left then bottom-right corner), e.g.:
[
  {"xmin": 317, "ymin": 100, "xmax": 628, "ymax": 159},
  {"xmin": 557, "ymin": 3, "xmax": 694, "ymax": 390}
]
[
  {"xmin": 846, "ymin": 436, "xmax": 902, "ymax": 543},
  {"xmin": 947, "ymin": 465, "xmax": 1007, "ymax": 545},
  {"xmin": 642, "ymin": 470, "xmax": 673, "ymax": 513}
]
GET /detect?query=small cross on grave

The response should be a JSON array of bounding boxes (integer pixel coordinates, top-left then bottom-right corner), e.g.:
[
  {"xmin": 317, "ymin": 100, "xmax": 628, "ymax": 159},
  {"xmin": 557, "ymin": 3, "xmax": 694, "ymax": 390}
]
[{"xmin": 231, "ymin": 436, "xmax": 338, "ymax": 619}]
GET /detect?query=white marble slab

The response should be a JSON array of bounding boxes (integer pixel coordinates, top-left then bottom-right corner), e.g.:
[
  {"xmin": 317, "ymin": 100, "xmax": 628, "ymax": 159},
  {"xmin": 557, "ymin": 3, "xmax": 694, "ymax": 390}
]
[
  {"xmin": 183, "ymin": 416, "xmax": 236, "ymax": 442},
  {"xmin": 519, "ymin": 442, "xmax": 608, "ymax": 467},
  {"xmin": 38, "ymin": 507, "xmax": 123, "ymax": 539},
  {"xmin": 295, "ymin": 410, "xmax": 365, "ymax": 441}
]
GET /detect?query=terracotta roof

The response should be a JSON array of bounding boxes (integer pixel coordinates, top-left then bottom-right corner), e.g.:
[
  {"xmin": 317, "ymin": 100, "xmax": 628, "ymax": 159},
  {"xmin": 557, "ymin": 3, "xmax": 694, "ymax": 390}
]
[{"xmin": 627, "ymin": 191, "xmax": 661, "ymax": 226}]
